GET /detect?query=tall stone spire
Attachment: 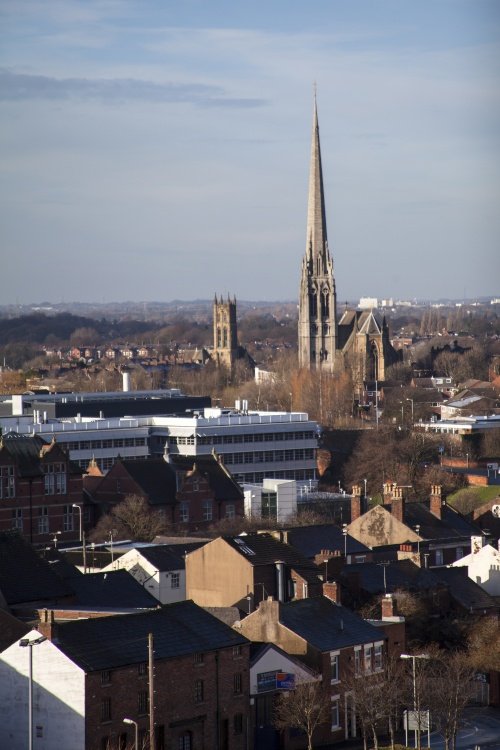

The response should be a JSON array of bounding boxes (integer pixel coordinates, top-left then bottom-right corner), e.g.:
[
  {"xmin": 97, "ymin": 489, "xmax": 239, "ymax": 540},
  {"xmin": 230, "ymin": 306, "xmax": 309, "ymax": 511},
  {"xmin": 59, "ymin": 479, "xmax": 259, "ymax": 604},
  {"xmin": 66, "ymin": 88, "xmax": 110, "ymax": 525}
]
[{"xmin": 298, "ymin": 92, "xmax": 337, "ymax": 371}]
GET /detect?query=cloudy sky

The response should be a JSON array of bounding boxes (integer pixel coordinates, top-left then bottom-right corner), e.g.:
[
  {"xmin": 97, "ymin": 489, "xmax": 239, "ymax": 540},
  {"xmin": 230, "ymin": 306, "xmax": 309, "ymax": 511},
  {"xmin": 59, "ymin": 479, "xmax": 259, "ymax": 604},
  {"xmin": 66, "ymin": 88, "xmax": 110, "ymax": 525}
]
[{"xmin": 1, "ymin": 1, "xmax": 499, "ymax": 305}]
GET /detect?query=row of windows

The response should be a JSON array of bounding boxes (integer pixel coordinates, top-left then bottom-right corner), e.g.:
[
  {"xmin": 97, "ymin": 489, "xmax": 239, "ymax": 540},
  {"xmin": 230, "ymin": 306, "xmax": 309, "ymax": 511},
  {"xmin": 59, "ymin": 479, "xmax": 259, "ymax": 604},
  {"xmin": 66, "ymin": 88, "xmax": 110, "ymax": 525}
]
[
  {"xmin": 169, "ymin": 430, "xmax": 315, "ymax": 446},
  {"xmin": 10, "ymin": 505, "xmax": 75, "ymax": 534},
  {"xmin": 178, "ymin": 501, "xmax": 235, "ymax": 524},
  {"xmin": 222, "ymin": 448, "xmax": 314, "ymax": 465},
  {"xmin": 63, "ymin": 437, "xmax": 146, "ymax": 451},
  {"xmin": 101, "ymin": 719, "xmax": 244, "ymax": 750},
  {"xmin": 354, "ymin": 643, "xmax": 384, "ymax": 676}
]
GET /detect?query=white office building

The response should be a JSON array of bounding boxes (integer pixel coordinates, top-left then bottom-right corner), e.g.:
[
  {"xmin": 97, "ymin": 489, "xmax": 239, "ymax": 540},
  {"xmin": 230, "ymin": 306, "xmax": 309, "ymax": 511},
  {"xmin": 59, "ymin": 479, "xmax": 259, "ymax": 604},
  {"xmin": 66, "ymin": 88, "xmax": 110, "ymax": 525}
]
[
  {"xmin": 0, "ymin": 407, "xmax": 319, "ymax": 487},
  {"xmin": 244, "ymin": 479, "xmax": 298, "ymax": 522}
]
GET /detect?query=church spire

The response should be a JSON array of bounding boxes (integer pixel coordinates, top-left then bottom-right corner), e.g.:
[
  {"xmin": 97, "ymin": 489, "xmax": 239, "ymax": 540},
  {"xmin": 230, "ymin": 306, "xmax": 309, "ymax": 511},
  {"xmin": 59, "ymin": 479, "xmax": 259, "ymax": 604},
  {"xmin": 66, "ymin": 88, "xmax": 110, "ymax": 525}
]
[
  {"xmin": 298, "ymin": 90, "xmax": 337, "ymax": 372},
  {"xmin": 306, "ymin": 92, "xmax": 329, "ymax": 268}
]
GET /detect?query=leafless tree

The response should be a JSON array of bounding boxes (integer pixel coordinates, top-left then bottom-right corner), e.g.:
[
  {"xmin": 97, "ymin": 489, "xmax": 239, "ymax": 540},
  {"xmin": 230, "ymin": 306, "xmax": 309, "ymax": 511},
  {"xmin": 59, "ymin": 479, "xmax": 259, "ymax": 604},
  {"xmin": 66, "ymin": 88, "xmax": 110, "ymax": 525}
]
[
  {"xmin": 273, "ymin": 679, "xmax": 330, "ymax": 750},
  {"xmin": 89, "ymin": 494, "xmax": 170, "ymax": 543}
]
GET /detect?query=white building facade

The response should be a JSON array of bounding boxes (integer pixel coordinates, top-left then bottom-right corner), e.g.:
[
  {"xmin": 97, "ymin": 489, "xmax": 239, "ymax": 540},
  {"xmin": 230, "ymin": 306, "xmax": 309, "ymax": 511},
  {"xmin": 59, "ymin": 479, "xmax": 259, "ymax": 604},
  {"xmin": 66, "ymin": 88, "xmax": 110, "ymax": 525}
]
[{"xmin": 244, "ymin": 479, "xmax": 298, "ymax": 523}]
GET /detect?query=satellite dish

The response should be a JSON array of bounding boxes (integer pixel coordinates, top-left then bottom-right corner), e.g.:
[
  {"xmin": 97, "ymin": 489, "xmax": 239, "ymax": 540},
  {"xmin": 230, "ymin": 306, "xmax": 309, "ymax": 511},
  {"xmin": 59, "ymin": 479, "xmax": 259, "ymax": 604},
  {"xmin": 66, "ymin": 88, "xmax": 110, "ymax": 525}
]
[{"xmin": 492, "ymin": 505, "xmax": 500, "ymax": 518}]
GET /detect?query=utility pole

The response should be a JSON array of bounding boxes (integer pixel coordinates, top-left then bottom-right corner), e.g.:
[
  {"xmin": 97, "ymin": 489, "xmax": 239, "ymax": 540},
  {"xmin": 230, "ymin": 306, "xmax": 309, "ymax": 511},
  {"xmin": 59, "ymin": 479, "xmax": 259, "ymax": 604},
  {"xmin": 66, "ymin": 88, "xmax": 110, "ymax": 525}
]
[{"xmin": 148, "ymin": 633, "xmax": 154, "ymax": 749}]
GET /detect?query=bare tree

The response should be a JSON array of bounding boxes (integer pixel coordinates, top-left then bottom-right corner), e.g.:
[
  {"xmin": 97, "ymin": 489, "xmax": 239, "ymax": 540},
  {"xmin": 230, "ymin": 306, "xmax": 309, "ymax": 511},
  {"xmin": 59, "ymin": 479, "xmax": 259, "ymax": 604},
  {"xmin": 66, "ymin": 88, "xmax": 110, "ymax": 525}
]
[
  {"xmin": 89, "ymin": 494, "xmax": 169, "ymax": 542},
  {"xmin": 273, "ymin": 679, "xmax": 330, "ymax": 750}
]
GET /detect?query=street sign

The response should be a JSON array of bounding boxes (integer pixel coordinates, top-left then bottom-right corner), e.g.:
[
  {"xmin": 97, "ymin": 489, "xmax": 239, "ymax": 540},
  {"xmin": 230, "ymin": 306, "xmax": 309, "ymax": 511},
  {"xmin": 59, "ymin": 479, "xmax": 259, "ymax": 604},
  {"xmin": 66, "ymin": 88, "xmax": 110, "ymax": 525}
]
[{"xmin": 404, "ymin": 710, "xmax": 430, "ymax": 730}]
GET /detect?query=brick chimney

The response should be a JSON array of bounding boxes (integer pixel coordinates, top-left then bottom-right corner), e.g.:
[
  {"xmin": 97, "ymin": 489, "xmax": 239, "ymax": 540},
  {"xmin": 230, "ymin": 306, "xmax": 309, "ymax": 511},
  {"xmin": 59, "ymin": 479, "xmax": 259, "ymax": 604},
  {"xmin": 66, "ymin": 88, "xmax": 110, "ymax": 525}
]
[
  {"xmin": 37, "ymin": 609, "xmax": 58, "ymax": 640},
  {"xmin": 391, "ymin": 486, "xmax": 405, "ymax": 524},
  {"xmin": 429, "ymin": 485, "xmax": 443, "ymax": 518},
  {"xmin": 383, "ymin": 482, "xmax": 397, "ymax": 504},
  {"xmin": 323, "ymin": 580, "xmax": 340, "ymax": 604},
  {"xmin": 351, "ymin": 485, "xmax": 362, "ymax": 522},
  {"xmin": 315, "ymin": 549, "xmax": 344, "ymax": 579},
  {"xmin": 381, "ymin": 593, "xmax": 397, "ymax": 620}
]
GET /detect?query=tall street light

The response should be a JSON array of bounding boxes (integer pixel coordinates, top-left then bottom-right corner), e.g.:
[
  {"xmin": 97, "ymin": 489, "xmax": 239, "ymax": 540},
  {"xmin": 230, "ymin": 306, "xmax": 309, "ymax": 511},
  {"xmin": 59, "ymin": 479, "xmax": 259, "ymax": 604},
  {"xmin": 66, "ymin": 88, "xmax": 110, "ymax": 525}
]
[
  {"xmin": 342, "ymin": 524, "xmax": 348, "ymax": 558},
  {"xmin": 123, "ymin": 718, "xmax": 138, "ymax": 750},
  {"xmin": 72, "ymin": 503, "xmax": 82, "ymax": 542},
  {"xmin": 19, "ymin": 635, "xmax": 47, "ymax": 750},
  {"xmin": 400, "ymin": 653, "xmax": 430, "ymax": 749}
]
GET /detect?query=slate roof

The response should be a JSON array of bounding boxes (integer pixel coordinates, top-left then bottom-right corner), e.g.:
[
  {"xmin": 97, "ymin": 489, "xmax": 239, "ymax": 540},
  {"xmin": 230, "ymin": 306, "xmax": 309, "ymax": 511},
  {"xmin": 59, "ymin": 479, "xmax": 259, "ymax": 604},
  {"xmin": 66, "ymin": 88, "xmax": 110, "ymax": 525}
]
[
  {"xmin": 138, "ymin": 542, "xmax": 207, "ymax": 571},
  {"xmin": 170, "ymin": 454, "xmax": 244, "ymax": 501},
  {"xmin": 0, "ymin": 432, "xmax": 80, "ymax": 476},
  {"xmin": 279, "ymin": 597, "xmax": 383, "ymax": 651},
  {"xmin": 62, "ymin": 570, "xmax": 159, "ymax": 609},
  {"xmin": 283, "ymin": 524, "xmax": 371, "ymax": 558},
  {"xmin": 341, "ymin": 559, "xmax": 443, "ymax": 595},
  {"xmin": 54, "ymin": 600, "xmax": 249, "ymax": 672},
  {"xmin": 222, "ymin": 533, "xmax": 321, "ymax": 574},
  {"xmin": 395, "ymin": 501, "xmax": 482, "ymax": 542},
  {"xmin": 0, "ymin": 609, "xmax": 30, "ymax": 651},
  {"xmin": 118, "ymin": 459, "xmax": 177, "ymax": 506},
  {"xmin": 0, "ymin": 532, "xmax": 73, "ymax": 605},
  {"xmin": 432, "ymin": 567, "xmax": 498, "ymax": 612}
]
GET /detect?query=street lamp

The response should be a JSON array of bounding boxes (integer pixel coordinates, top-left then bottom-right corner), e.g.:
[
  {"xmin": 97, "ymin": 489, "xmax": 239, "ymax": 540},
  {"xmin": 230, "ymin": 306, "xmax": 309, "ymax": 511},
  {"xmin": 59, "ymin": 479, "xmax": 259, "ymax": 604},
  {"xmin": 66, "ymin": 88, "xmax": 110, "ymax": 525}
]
[
  {"xmin": 342, "ymin": 524, "xmax": 348, "ymax": 557},
  {"xmin": 19, "ymin": 635, "xmax": 47, "ymax": 750},
  {"xmin": 52, "ymin": 531, "xmax": 61, "ymax": 549},
  {"xmin": 123, "ymin": 718, "xmax": 138, "ymax": 750},
  {"xmin": 363, "ymin": 478, "xmax": 367, "ymax": 498},
  {"xmin": 400, "ymin": 653, "xmax": 430, "ymax": 749},
  {"xmin": 406, "ymin": 398, "xmax": 414, "ymax": 423},
  {"xmin": 415, "ymin": 524, "xmax": 420, "ymax": 556},
  {"xmin": 72, "ymin": 503, "xmax": 82, "ymax": 542}
]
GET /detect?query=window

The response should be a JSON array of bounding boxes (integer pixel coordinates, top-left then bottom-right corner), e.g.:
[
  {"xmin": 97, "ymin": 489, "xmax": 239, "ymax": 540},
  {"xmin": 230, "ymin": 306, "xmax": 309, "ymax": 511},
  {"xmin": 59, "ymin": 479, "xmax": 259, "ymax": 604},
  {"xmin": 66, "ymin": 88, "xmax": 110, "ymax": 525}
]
[
  {"xmin": 233, "ymin": 672, "xmax": 242, "ymax": 695},
  {"xmin": 179, "ymin": 502, "xmax": 189, "ymax": 523},
  {"xmin": 330, "ymin": 652, "xmax": 339, "ymax": 683},
  {"xmin": 232, "ymin": 645, "xmax": 242, "ymax": 659},
  {"xmin": 100, "ymin": 697, "xmax": 111, "ymax": 722},
  {"xmin": 101, "ymin": 670, "xmax": 111, "ymax": 686},
  {"xmin": 194, "ymin": 679, "xmax": 204, "ymax": 703},
  {"xmin": 38, "ymin": 507, "xmax": 49, "ymax": 535},
  {"xmin": 234, "ymin": 713, "xmax": 243, "ymax": 735},
  {"xmin": 171, "ymin": 572, "xmax": 180, "ymax": 589},
  {"xmin": 138, "ymin": 662, "xmax": 148, "ymax": 677},
  {"xmin": 11, "ymin": 508, "xmax": 23, "ymax": 531},
  {"xmin": 138, "ymin": 690, "xmax": 149, "ymax": 715},
  {"xmin": 435, "ymin": 549, "xmax": 444, "ymax": 566},
  {"xmin": 202, "ymin": 500, "xmax": 212, "ymax": 522},
  {"xmin": 374, "ymin": 643, "xmax": 383, "ymax": 671},
  {"xmin": 63, "ymin": 505, "xmax": 74, "ymax": 532},
  {"xmin": 0, "ymin": 466, "xmax": 15, "ymax": 498},
  {"xmin": 178, "ymin": 732, "xmax": 192, "ymax": 750},
  {"xmin": 118, "ymin": 734, "xmax": 127, "ymax": 750},
  {"xmin": 261, "ymin": 491, "xmax": 277, "ymax": 520},
  {"xmin": 331, "ymin": 696, "xmax": 340, "ymax": 730},
  {"xmin": 194, "ymin": 652, "xmax": 204, "ymax": 665},
  {"xmin": 364, "ymin": 645, "xmax": 373, "ymax": 673},
  {"xmin": 354, "ymin": 648, "xmax": 362, "ymax": 676},
  {"xmin": 225, "ymin": 504, "xmax": 235, "ymax": 519},
  {"xmin": 43, "ymin": 463, "xmax": 66, "ymax": 495}
]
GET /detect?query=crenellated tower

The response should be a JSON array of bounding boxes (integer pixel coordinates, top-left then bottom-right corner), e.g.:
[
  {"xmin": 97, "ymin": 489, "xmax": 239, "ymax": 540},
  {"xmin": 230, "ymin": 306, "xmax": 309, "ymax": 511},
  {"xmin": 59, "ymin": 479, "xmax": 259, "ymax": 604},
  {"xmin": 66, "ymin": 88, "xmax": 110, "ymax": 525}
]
[{"xmin": 213, "ymin": 294, "xmax": 238, "ymax": 371}]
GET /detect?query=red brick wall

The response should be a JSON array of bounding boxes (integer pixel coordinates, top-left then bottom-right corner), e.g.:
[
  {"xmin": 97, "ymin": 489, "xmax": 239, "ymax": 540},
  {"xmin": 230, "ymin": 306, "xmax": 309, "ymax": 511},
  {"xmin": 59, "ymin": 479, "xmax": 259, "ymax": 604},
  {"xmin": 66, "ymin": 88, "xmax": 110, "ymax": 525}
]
[{"xmin": 85, "ymin": 646, "xmax": 250, "ymax": 750}]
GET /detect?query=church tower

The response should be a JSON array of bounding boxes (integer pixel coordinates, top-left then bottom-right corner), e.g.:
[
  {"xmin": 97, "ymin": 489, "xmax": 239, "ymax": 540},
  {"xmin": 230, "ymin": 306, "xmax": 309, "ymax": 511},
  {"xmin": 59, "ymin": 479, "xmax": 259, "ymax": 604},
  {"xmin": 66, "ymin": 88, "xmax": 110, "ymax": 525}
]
[
  {"xmin": 298, "ymin": 94, "xmax": 337, "ymax": 371},
  {"xmin": 213, "ymin": 294, "xmax": 238, "ymax": 370}
]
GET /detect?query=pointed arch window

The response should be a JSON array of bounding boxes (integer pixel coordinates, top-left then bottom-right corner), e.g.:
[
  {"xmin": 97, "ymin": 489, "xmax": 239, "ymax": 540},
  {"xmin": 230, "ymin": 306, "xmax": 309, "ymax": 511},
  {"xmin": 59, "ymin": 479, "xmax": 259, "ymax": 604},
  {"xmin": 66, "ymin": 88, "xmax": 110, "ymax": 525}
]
[{"xmin": 321, "ymin": 288, "xmax": 329, "ymax": 318}]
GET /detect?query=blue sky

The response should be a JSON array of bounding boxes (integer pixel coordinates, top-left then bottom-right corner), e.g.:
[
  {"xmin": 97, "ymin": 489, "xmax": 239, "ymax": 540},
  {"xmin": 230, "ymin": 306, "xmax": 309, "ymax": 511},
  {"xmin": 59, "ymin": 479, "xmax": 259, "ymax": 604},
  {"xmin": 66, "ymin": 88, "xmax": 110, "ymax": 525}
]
[{"xmin": 1, "ymin": 1, "xmax": 499, "ymax": 304}]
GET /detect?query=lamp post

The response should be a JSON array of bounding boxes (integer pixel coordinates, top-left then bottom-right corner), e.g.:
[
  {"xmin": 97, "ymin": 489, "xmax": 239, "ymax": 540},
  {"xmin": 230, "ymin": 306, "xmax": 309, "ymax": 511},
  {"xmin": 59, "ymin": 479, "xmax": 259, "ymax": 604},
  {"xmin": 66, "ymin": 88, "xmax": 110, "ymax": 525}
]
[
  {"xmin": 400, "ymin": 653, "xmax": 430, "ymax": 749},
  {"xmin": 363, "ymin": 478, "xmax": 367, "ymax": 498},
  {"xmin": 52, "ymin": 531, "xmax": 61, "ymax": 549},
  {"xmin": 19, "ymin": 635, "xmax": 47, "ymax": 750},
  {"xmin": 406, "ymin": 397, "xmax": 414, "ymax": 423},
  {"xmin": 342, "ymin": 524, "xmax": 348, "ymax": 558},
  {"xmin": 72, "ymin": 503, "xmax": 82, "ymax": 542},
  {"xmin": 123, "ymin": 718, "xmax": 138, "ymax": 750},
  {"xmin": 415, "ymin": 524, "xmax": 420, "ymax": 556}
]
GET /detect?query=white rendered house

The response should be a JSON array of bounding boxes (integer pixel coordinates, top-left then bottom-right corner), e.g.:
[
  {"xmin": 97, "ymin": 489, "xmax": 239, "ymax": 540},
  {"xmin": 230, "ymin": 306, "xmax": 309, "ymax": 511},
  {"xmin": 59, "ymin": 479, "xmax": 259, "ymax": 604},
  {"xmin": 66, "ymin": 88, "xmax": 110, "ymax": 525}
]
[{"xmin": 451, "ymin": 543, "xmax": 500, "ymax": 596}]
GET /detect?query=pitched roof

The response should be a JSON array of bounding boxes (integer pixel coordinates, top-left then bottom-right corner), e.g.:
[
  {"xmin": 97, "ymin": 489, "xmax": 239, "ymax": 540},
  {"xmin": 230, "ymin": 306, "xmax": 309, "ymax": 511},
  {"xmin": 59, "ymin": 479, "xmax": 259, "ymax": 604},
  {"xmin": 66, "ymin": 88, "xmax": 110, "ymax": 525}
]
[
  {"xmin": 283, "ymin": 524, "xmax": 371, "ymax": 558},
  {"xmin": 0, "ymin": 609, "xmax": 30, "ymax": 651},
  {"xmin": 400, "ymin": 501, "xmax": 482, "ymax": 541},
  {"xmin": 280, "ymin": 597, "xmax": 383, "ymax": 651},
  {"xmin": 61, "ymin": 570, "xmax": 159, "ymax": 609},
  {"xmin": 341, "ymin": 559, "xmax": 443, "ymax": 595},
  {"xmin": 170, "ymin": 454, "xmax": 243, "ymax": 502},
  {"xmin": 118, "ymin": 459, "xmax": 177, "ymax": 505},
  {"xmin": 0, "ymin": 532, "xmax": 73, "ymax": 605},
  {"xmin": 0, "ymin": 432, "xmax": 80, "ymax": 476},
  {"xmin": 222, "ymin": 533, "xmax": 320, "ymax": 574},
  {"xmin": 54, "ymin": 600, "xmax": 249, "ymax": 671},
  {"xmin": 432, "ymin": 567, "xmax": 497, "ymax": 612},
  {"xmin": 137, "ymin": 542, "xmax": 207, "ymax": 571}
]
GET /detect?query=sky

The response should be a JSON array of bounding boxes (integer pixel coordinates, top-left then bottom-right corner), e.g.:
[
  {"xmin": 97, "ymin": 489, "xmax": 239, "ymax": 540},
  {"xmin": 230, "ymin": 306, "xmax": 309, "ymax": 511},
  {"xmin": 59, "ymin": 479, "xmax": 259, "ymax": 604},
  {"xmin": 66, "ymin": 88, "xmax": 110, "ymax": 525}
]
[{"xmin": 1, "ymin": 0, "xmax": 499, "ymax": 305}]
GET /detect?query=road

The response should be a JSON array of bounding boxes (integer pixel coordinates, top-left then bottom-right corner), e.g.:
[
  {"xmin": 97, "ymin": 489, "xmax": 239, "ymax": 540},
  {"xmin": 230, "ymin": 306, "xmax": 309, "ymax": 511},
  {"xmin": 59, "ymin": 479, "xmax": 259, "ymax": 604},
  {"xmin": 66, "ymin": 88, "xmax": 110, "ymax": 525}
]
[{"xmin": 427, "ymin": 708, "xmax": 500, "ymax": 750}]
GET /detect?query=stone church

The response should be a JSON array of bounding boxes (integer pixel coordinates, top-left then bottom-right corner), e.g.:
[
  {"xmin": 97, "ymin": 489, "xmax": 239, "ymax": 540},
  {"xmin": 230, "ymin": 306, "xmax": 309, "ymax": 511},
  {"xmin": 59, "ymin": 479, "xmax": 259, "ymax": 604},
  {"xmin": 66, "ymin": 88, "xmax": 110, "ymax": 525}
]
[
  {"xmin": 298, "ymin": 97, "xmax": 401, "ymax": 382},
  {"xmin": 212, "ymin": 294, "xmax": 255, "ymax": 374}
]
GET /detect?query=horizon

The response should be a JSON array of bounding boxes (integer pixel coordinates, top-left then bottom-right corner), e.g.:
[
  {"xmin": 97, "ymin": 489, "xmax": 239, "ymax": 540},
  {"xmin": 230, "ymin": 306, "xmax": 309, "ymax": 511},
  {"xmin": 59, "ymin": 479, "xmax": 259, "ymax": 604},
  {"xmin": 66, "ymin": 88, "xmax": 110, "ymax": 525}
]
[{"xmin": 1, "ymin": 1, "xmax": 499, "ymax": 304}]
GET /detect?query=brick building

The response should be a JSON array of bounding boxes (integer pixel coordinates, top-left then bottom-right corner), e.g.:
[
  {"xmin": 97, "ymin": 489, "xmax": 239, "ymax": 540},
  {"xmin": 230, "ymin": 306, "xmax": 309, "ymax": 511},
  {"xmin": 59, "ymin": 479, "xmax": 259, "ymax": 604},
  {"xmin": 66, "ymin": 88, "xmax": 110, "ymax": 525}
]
[
  {"xmin": 0, "ymin": 432, "xmax": 83, "ymax": 545},
  {"xmin": 0, "ymin": 601, "xmax": 251, "ymax": 750}
]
